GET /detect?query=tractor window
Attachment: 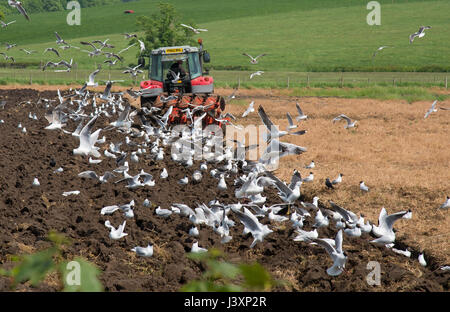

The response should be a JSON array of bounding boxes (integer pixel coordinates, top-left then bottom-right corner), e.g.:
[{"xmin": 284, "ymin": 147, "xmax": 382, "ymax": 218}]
[
  {"xmin": 188, "ymin": 52, "xmax": 202, "ymax": 79},
  {"xmin": 150, "ymin": 54, "xmax": 162, "ymax": 81}
]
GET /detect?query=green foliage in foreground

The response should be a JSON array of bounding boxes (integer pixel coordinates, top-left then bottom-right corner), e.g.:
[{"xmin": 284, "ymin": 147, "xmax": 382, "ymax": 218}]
[
  {"xmin": 180, "ymin": 248, "xmax": 279, "ymax": 292},
  {"xmin": 0, "ymin": 232, "xmax": 103, "ymax": 292}
]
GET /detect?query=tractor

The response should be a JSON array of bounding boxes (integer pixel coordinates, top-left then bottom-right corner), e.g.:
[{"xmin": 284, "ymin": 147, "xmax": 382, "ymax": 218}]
[{"xmin": 138, "ymin": 39, "xmax": 228, "ymax": 129}]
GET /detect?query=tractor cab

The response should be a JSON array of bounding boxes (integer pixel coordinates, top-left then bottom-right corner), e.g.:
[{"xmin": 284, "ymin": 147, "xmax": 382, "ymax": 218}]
[{"xmin": 140, "ymin": 41, "xmax": 213, "ymax": 104}]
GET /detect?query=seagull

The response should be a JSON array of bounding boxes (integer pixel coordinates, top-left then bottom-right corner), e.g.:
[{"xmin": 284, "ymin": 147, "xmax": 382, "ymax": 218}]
[
  {"xmin": 301, "ymin": 196, "xmax": 319, "ymax": 211},
  {"xmin": 302, "ymin": 172, "xmax": 314, "ymax": 183},
  {"xmin": 122, "ymin": 33, "xmax": 137, "ymax": 39},
  {"xmin": 242, "ymin": 53, "xmax": 267, "ymax": 64},
  {"xmin": 180, "ymin": 24, "xmax": 208, "ymax": 34},
  {"xmin": 313, "ymin": 208, "xmax": 329, "ymax": 228},
  {"xmin": 8, "ymin": 1, "xmax": 30, "ymax": 21},
  {"xmin": 250, "ymin": 71, "xmax": 264, "ymax": 79},
  {"xmin": 44, "ymin": 108, "xmax": 67, "ymax": 130},
  {"xmin": 372, "ymin": 46, "xmax": 390, "ymax": 59},
  {"xmin": 391, "ymin": 248, "xmax": 411, "ymax": 258},
  {"xmin": 371, "ymin": 207, "xmax": 412, "ymax": 244},
  {"xmin": 409, "ymin": 26, "xmax": 432, "ymax": 44},
  {"xmin": 92, "ymin": 39, "xmax": 114, "ymax": 49},
  {"xmin": 191, "ymin": 241, "xmax": 207, "ymax": 253},
  {"xmin": 155, "ymin": 207, "xmax": 173, "ymax": 218},
  {"xmin": 265, "ymin": 171, "xmax": 302, "ymax": 205},
  {"xmin": 86, "ymin": 67, "xmax": 101, "ymax": 87},
  {"xmin": 217, "ymin": 174, "xmax": 227, "ymax": 191},
  {"xmin": 5, "ymin": 43, "xmax": 16, "ymax": 50},
  {"xmin": 0, "ymin": 20, "xmax": 16, "ymax": 28},
  {"xmin": 138, "ymin": 40, "xmax": 146, "ymax": 53},
  {"xmin": 19, "ymin": 48, "xmax": 35, "ymax": 55},
  {"xmin": 78, "ymin": 171, "xmax": 115, "ymax": 183},
  {"xmin": 32, "ymin": 177, "xmax": 40, "ymax": 187},
  {"xmin": 305, "ymin": 160, "xmax": 315, "ymax": 169},
  {"xmin": 160, "ymin": 168, "xmax": 168, "ymax": 179},
  {"xmin": 232, "ymin": 207, "xmax": 273, "ymax": 248},
  {"xmin": 333, "ymin": 114, "xmax": 357, "ymax": 128},
  {"xmin": 242, "ymin": 101, "xmax": 255, "ymax": 117},
  {"xmin": 439, "ymin": 196, "xmax": 450, "ymax": 209},
  {"xmin": 424, "ymin": 100, "xmax": 438, "ymax": 119},
  {"xmin": 131, "ymin": 244, "xmax": 153, "ymax": 257},
  {"xmin": 360, "ymin": 181, "xmax": 369, "ymax": 192},
  {"xmin": 44, "ymin": 47, "xmax": 61, "ymax": 58},
  {"xmin": 105, "ymin": 220, "xmax": 128, "ymax": 240},
  {"xmin": 118, "ymin": 43, "xmax": 136, "ymax": 55},
  {"xmin": 286, "ymin": 112, "xmax": 297, "ymax": 131},
  {"xmin": 73, "ymin": 115, "xmax": 102, "ymax": 157},
  {"xmin": 329, "ymin": 201, "xmax": 359, "ymax": 226},
  {"xmin": 418, "ymin": 253, "xmax": 427, "ymax": 267},
  {"xmin": 293, "ymin": 228, "xmax": 318, "ymax": 242},
  {"xmin": 55, "ymin": 32, "xmax": 68, "ymax": 45},
  {"xmin": 189, "ymin": 227, "xmax": 199, "ymax": 237},
  {"xmin": 311, "ymin": 230, "xmax": 347, "ymax": 276},
  {"xmin": 295, "ymin": 102, "xmax": 308, "ymax": 121},
  {"xmin": 332, "ymin": 173, "xmax": 343, "ymax": 185},
  {"xmin": 123, "ymin": 64, "xmax": 143, "ymax": 79}
]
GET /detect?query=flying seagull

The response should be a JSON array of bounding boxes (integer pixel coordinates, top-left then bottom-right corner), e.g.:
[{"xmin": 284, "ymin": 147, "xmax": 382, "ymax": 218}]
[
  {"xmin": 242, "ymin": 101, "xmax": 255, "ymax": 117},
  {"xmin": 55, "ymin": 32, "xmax": 68, "ymax": 45},
  {"xmin": 311, "ymin": 230, "xmax": 347, "ymax": 276},
  {"xmin": 86, "ymin": 67, "xmax": 101, "ymax": 87},
  {"xmin": 243, "ymin": 53, "xmax": 267, "ymax": 64},
  {"xmin": 295, "ymin": 102, "xmax": 308, "ymax": 121},
  {"xmin": 409, "ymin": 26, "xmax": 432, "ymax": 44},
  {"xmin": 8, "ymin": 1, "xmax": 30, "ymax": 21},
  {"xmin": 20, "ymin": 48, "xmax": 36, "ymax": 55},
  {"xmin": 123, "ymin": 64, "xmax": 143, "ymax": 79},
  {"xmin": 0, "ymin": 20, "xmax": 16, "ymax": 28},
  {"xmin": 180, "ymin": 24, "xmax": 208, "ymax": 34},
  {"xmin": 250, "ymin": 71, "xmax": 264, "ymax": 79},
  {"xmin": 5, "ymin": 43, "xmax": 16, "ymax": 50},
  {"xmin": 424, "ymin": 100, "xmax": 438, "ymax": 119},
  {"xmin": 372, "ymin": 46, "xmax": 391, "ymax": 59},
  {"xmin": 333, "ymin": 114, "xmax": 357, "ymax": 128},
  {"xmin": 44, "ymin": 47, "xmax": 61, "ymax": 58},
  {"xmin": 371, "ymin": 207, "xmax": 412, "ymax": 245},
  {"xmin": 73, "ymin": 115, "xmax": 102, "ymax": 157},
  {"xmin": 122, "ymin": 33, "xmax": 137, "ymax": 39}
]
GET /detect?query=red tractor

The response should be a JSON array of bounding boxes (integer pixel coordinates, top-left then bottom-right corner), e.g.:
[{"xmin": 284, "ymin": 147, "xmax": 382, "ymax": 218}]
[{"xmin": 139, "ymin": 40, "xmax": 228, "ymax": 129}]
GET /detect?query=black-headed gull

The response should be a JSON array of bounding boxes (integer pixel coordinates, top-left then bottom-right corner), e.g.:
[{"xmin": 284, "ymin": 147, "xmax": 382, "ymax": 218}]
[
  {"xmin": 424, "ymin": 100, "xmax": 438, "ymax": 119},
  {"xmin": 250, "ymin": 71, "xmax": 264, "ymax": 79},
  {"xmin": 439, "ymin": 196, "xmax": 450, "ymax": 209},
  {"xmin": 131, "ymin": 244, "xmax": 153, "ymax": 257},
  {"xmin": 242, "ymin": 53, "xmax": 267, "ymax": 64},
  {"xmin": 360, "ymin": 181, "xmax": 369, "ymax": 192},
  {"xmin": 191, "ymin": 241, "xmax": 207, "ymax": 253},
  {"xmin": 232, "ymin": 207, "xmax": 273, "ymax": 248},
  {"xmin": 409, "ymin": 26, "xmax": 431, "ymax": 44},
  {"xmin": 371, "ymin": 207, "xmax": 412, "ymax": 244},
  {"xmin": 73, "ymin": 115, "xmax": 102, "ymax": 157},
  {"xmin": 8, "ymin": 1, "xmax": 30, "ymax": 21},
  {"xmin": 242, "ymin": 101, "xmax": 255, "ymax": 117},
  {"xmin": 105, "ymin": 220, "xmax": 128, "ymax": 240},
  {"xmin": 180, "ymin": 24, "xmax": 208, "ymax": 34},
  {"xmin": 333, "ymin": 114, "xmax": 357, "ymax": 128},
  {"xmin": 295, "ymin": 102, "xmax": 308, "ymax": 121},
  {"xmin": 311, "ymin": 230, "xmax": 347, "ymax": 276}
]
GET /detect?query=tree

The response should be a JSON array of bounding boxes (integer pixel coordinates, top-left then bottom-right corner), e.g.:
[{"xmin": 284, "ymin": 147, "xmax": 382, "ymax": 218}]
[{"xmin": 136, "ymin": 2, "xmax": 197, "ymax": 56}]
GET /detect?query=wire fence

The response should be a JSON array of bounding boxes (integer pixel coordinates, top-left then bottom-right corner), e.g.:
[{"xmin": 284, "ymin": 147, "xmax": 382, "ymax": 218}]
[{"xmin": 0, "ymin": 68, "xmax": 448, "ymax": 89}]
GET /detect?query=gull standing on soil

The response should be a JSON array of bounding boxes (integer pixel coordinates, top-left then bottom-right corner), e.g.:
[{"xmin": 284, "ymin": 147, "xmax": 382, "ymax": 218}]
[
  {"xmin": 360, "ymin": 181, "xmax": 369, "ymax": 192},
  {"xmin": 32, "ymin": 177, "xmax": 40, "ymax": 187},
  {"xmin": 301, "ymin": 196, "xmax": 319, "ymax": 211},
  {"xmin": 371, "ymin": 207, "xmax": 412, "ymax": 245},
  {"xmin": 8, "ymin": 1, "xmax": 30, "ymax": 21},
  {"xmin": 191, "ymin": 241, "xmax": 207, "ymax": 253},
  {"xmin": 311, "ymin": 230, "xmax": 347, "ymax": 277},
  {"xmin": 78, "ymin": 170, "xmax": 116, "ymax": 183},
  {"xmin": 409, "ymin": 26, "xmax": 432, "ymax": 44},
  {"xmin": 293, "ymin": 228, "xmax": 318, "ymax": 242},
  {"xmin": 439, "ymin": 196, "xmax": 450, "ymax": 209},
  {"xmin": 189, "ymin": 226, "xmax": 199, "ymax": 237},
  {"xmin": 333, "ymin": 114, "xmax": 357, "ymax": 128},
  {"xmin": 73, "ymin": 115, "xmax": 102, "ymax": 158},
  {"xmin": 332, "ymin": 173, "xmax": 344, "ymax": 185},
  {"xmin": 305, "ymin": 160, "xmax": 315, "ymax": 169},
  {"xmin": 302, "ymin": 172, "xmax": 314, "ymax": 183},
  {"xmin": 242, "ymin": 53, "xmax": 267, "ymax": 64},
  {"xmin": 105, "ymin": 220, "xmax": 128, "ymax": 240},
  {"xmin": 418, "ymin": 253, "xmax": 427, "ymax": 267},
  {"xmin": 155, "ymin": 207, "xmax": 173, "ymax": 218},
  {"xmin": 424, "ymin": 100, "xmax": 438, "ymax": 119},
  {"xmin": 131, "ymin": 244, "xmax": 153, "ymax": 257}
]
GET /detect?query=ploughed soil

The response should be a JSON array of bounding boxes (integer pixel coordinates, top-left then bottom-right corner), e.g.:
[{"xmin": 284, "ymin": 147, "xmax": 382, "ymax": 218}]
[{"xmin": 0, "ymin": 88, "xmax": 448, "ymax": 292}]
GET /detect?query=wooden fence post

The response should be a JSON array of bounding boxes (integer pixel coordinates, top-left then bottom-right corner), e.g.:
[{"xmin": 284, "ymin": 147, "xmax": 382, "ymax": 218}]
[
  {"xmin": 287, "ymin": 76, "xmax": 290, "ymax": 89},
  {"xmin": 307, "ymin": 74, "xmax": 310, "ymax": 88},
  {"xmin": 445, "ymin": 76, "xmax": 448, "ymax": 89},
  {"xmin": 340, "ymin": 75, "xmax": 344, "ymax": 88}
]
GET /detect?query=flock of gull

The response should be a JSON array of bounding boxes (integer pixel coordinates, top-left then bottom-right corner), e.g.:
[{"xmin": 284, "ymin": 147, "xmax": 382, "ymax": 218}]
[
  {"xmin": 8, "ymin": 76, "xmax": 446, "ymax": 277},
  {"xmin": 1, "ymin": 2, "xmax": 448, "ymax": 279}
]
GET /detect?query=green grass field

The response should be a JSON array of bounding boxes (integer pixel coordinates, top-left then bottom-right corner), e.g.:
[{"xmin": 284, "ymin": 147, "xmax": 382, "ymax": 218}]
[{"xmin": 0, "ymin": 0, "xmax": 448, "ymax": 73}]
